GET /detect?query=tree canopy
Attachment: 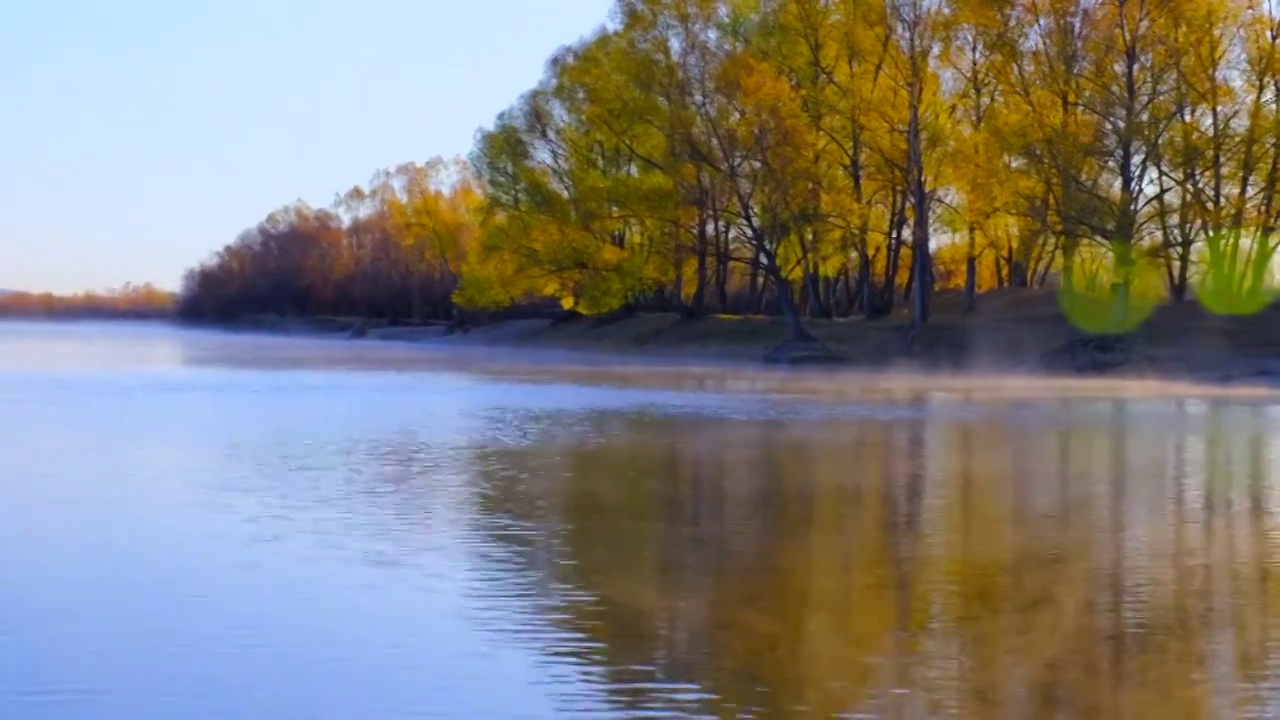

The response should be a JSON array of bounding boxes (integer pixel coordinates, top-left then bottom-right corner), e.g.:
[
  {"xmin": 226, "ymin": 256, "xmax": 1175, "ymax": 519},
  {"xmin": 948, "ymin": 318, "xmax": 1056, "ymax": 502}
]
[{"xmin": 181, "ymin": 0, "xmax": 1280, "ymax": 336}]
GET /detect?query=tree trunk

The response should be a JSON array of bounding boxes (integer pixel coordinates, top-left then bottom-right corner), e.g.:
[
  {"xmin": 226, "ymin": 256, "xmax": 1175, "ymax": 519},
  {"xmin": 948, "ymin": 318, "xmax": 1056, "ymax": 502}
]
[
  {"xmin": 964, "ymin": 223, "xmax": 977, "ymax": 314},
  {"xmin": 691, "ymin": 221, "xmax": 709, "ymax": 315},
  {"xmin": 911, "ymin": 241, "xmax": 930, "ymax": 327},
  {"xmin": 1062, "ymin": 244, "xmax": 1076, "ymax": 301},
  {"xmin": 859, "ymin": 250, "xmax": 876, "ymax": 319},
  {"xmin": 842, "ymin": 265, "xmax": 856, "ymax": 317},
  {"xmin": 798, "ymin": 265, "xmax": 811, "ymax": 317},
  {"xmin": 907, "ymin": 45, "xmax": 930, "ymax": 328},
  {"xmin": 807, "ymin": 270, "xmax": 829, "ymax": 319},
  {"xmin": 715, "ymin": 222, "xmax": 729, "ymax": 311},
  {"xmin": 1011, "ymin": 259, "xmax": 1028, "ymax": 289},
  {"xmin": 903, "ymin": 247, "xmax": 915, "ymax": 302},
  {"xmin": 760, "ymin": 243, "xmax": 813, "ymax": 342},
  {"xmin": 755, "ymin": 275, "xmax": 770, "ymax": 315},
  {"xmin": 775, "ymin": 277, "xmax": 814, "ymax": 342},
  {"xmin": 1172, "ymin": 237, "xmax": 1192, "ymax": 302},
  {"xmin": 672, "ymin": 264, "xmax": 684, "ymax": 311},
  {"xmin": 883, "ymin": 194, "xmax": 907, "ymax": 313},
  {"xmin": 1037, "ymin": 236, "xmax": 1060, "ymax": 288}
]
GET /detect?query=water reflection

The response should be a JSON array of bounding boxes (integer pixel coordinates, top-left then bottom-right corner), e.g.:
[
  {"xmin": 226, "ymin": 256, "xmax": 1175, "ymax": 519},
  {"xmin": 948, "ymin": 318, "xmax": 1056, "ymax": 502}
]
[
  {"xmin": 10, "ymin": 323, "xmax": 1280, "ymax": 718},
  {"xmin": 460, "ymin": 401, "xmax": 1280, "ymax": 718}
]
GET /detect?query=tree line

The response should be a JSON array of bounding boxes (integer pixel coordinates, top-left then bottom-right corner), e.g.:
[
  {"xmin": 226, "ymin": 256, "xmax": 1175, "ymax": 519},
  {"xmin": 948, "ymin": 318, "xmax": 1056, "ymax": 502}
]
[
  {"xmin": 0, "ymin": 284, "xmax": 175, "ymax": 320},
  {"xmin": 181, "ymin": 0, "xmax": 1280, "ymax": 339}
]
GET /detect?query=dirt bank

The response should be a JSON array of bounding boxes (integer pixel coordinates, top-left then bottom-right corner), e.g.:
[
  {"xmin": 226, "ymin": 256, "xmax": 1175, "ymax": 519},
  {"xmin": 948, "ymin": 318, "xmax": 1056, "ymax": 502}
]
[{"xmin": 210, "ymin": 289, "xmax": 1280, "ymax": 385}]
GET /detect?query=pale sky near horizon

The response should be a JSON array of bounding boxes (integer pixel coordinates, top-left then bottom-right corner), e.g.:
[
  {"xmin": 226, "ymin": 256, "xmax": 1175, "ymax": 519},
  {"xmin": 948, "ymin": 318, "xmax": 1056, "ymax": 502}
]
[{"xmin": 0, "ymin": 0, "xmax": 613, "ymax": 293}]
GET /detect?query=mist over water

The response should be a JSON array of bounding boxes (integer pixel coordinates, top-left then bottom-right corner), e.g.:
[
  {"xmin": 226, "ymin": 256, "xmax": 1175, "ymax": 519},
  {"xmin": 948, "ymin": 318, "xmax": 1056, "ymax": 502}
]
[{"xmin": 2, "ymin": 321, "xmax": 1280, "ymax": 718}]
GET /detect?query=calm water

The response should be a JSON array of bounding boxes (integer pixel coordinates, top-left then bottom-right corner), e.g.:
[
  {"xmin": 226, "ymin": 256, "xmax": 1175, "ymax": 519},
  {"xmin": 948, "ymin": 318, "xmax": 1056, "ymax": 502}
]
[{"xmin": 3, "ymin": 322, "xmax": 1280, "ymax": 718}]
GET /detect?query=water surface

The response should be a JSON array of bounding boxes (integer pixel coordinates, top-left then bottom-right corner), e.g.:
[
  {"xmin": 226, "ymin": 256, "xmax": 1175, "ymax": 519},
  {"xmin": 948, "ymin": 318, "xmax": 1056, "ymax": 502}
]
[{"xmin": 2, "ymin": 321, "xmax": 1280, "ymax": 718}]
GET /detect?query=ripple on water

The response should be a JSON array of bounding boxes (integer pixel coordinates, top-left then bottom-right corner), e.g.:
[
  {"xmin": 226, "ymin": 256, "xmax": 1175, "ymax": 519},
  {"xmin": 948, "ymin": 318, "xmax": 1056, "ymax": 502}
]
[{"xmin": 7, "ymin": 324, "xmax": 1280, "ymax": 717}]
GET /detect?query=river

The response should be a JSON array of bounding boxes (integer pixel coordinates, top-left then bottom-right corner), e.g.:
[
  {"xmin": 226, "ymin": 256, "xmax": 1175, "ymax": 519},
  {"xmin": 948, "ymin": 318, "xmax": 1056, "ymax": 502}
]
[{"xmin": 2, "ymin": 321, "xmax": 1280, "ymax": 718}]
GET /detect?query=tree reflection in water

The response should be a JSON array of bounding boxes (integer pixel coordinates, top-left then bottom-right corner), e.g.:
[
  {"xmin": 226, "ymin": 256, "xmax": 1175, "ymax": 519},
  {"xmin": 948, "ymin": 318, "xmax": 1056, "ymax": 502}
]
[{"xmin": 465, "ymin": 399, "xmax": 1280, "ymax": 718}]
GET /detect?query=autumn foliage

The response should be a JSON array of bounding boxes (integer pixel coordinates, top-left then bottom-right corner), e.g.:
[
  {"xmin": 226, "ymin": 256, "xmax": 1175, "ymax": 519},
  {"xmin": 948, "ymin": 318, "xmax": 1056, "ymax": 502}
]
[
  {"xmin": 181, "ymin": 0, "xmax": 1280, "ymax": 336},
  {"xmin": 180, "ymin": 159, "xmax": 479, "ymax": 323},
  {"xmin": 0, "ymin": 284, "xmax": 175, "ymax": 319}
]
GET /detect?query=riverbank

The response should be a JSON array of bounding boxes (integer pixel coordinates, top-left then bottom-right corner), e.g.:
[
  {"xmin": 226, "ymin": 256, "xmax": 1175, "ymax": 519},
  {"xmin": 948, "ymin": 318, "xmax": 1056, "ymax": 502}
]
[{"xmin": 205, "ymin": 288, "xmax": 1280, "ymax": 386}]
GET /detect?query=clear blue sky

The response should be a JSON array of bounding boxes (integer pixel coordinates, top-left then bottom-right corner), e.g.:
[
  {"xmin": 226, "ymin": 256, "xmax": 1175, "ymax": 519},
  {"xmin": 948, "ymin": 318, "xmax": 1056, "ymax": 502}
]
[{"xmin": 0, "ymin": 0, "xmax": 613, "ymax": 293}]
